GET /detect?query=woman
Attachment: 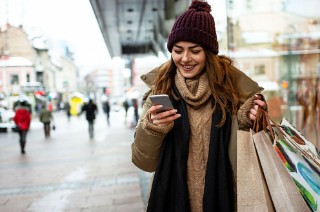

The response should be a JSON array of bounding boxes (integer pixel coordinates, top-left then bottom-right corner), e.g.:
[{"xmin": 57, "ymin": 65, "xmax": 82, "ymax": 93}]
[{"xmin": 132, "ymin": 1, "xmax": 267, "ymax": 211}]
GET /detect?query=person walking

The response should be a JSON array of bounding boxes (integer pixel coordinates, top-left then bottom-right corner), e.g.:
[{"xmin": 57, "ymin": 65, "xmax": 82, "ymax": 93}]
[
  {"xmin": 13, "ymin": 100, "xmax": 32, "ymax": 154},
  {"xmin": 102, "ymin": 100, "xmax": 111, "ymax": 126},
  {"xmin": 64, "ymin": 101, "xmax": 71, "ymax": 121},
  {"xmin": 123, "ymin": 99, "xmax": 129, "ymax": 122},
  {"xmin": 131, "ymin": 1, "xmax": 268, "ymax": 211},
  {"xmin": 132, "ymin": 98, "xmax": 139, "ymax": 126},
  {"xmin": 39, "ymin": 104, "xmax": 54, "ymax": 138},
  {"xmin": 81, "ymin": 99, "xmax": 98, "ymax": 138}
]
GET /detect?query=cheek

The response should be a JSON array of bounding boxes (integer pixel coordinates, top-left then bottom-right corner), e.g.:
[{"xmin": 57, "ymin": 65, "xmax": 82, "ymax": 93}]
[
  {"xmin": 194, "ymin": 59, "xmax": 205, "ymax": 73},
  {"xmin": 172, "ymin": 54, "xmax": 181, "ymax": 64},
  {"xmin": 199, "ymin": 61, "xmax": 205, "ymax": 70},
  {"xmin": 197, "ymin": 55, "xmax": 206, "ymax": 67}
]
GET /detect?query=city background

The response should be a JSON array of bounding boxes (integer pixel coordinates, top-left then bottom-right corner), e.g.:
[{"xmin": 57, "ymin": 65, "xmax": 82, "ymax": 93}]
[{"xmin": 0, "ymin": 0, "xmax": 319, "ymax": 211}]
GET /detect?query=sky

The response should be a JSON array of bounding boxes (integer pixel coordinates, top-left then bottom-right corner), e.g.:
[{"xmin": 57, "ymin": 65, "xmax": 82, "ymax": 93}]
[{"xmin": 0, "ymin": 0, "xmax": 111, "ymax": 69}]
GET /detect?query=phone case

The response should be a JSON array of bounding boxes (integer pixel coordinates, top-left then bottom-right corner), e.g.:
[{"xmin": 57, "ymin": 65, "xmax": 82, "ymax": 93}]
[{"xmin": 150, "ymin": 94, "xmax": 174, "ymax": 113}]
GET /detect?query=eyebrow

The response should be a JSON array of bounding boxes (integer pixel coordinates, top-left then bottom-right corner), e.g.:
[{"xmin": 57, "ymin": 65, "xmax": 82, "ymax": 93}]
[{"xmin": 173, "ymin": 44, "xmax": 201, "ymax": 49}]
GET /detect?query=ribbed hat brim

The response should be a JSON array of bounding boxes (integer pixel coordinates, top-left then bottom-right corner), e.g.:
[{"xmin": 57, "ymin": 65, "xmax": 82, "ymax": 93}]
[{"xmin": 167, "ymin": 28, "xmax": 218, "ymax": 54}]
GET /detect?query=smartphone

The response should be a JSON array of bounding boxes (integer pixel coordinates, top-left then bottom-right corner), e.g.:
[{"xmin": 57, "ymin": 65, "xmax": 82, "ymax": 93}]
[{"xmin": 150, "ymin": 94, "xmax": 174, "ymax": 113}]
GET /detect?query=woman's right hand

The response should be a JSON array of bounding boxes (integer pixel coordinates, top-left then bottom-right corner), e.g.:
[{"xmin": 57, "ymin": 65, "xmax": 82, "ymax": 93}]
[{"xmin": 149, "ymin": 105, "xmax": 181, "ymax": 127}]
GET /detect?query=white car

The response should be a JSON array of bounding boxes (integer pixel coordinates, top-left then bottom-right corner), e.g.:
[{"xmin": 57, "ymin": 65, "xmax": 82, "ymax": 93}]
[{"xmin": 0, "ymin": 107, "xmax": 15, "ymax": 132}]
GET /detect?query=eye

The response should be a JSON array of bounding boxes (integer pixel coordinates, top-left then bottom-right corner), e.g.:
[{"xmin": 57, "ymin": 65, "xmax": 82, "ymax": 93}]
[
  {"xmin": 191, "ymin": 50, "xmax": 201, "ymax": 54},
  {"xmin": 173, "ymin": 50, "xmax": 183, "ymax": 54},
  {"xmin": 191, "ymin": 49, "xmax": 202, "ymax": 54}
]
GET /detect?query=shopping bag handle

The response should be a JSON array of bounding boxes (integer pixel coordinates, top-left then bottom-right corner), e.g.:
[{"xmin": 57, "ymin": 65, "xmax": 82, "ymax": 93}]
[{"xmin": 252, "ymin": 107, "xmax": 276, "ymax": 141}]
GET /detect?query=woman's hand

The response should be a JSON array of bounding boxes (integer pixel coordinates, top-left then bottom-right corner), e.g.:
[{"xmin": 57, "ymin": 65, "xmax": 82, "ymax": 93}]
[
  {"xmin": 149, "ymin": 105, "xmax": 181, "ymax": 127},
  {"xmin": 249, "ymin": 94, "xmax": 268, "ymax": 121}
]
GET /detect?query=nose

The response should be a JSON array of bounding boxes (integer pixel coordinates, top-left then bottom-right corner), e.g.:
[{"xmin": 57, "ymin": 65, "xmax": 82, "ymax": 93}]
[{"xmin": 181, "ymin": 52, "xmax": 191, "ymax": 62}]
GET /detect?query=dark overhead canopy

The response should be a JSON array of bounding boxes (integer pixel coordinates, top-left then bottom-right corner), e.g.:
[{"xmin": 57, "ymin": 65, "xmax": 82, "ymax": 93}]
[{"xmin": 89, "ymin": 0, "xmax": 190, "ymax": 58}]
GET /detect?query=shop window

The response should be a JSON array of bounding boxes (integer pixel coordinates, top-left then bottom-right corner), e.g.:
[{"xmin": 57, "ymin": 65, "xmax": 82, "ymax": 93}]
[
  {"xmin": 36, "ymin": 72, "xmax": 43, "ymax": 83},
  {"xmin": 254, "ymin": 65, "xmax": 265, "ymax": 75},
  {"xmin": 10, "ymin": 74, "xmax": 19, "ymax": 85}
]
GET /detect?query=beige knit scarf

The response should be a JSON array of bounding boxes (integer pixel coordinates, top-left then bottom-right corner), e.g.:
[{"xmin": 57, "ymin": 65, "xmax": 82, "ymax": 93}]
[
  {"xmin": 175, "ymin": 70, "xmax": 214, "ymax": 212},
  {"xmin": 174, "ymin": 70, "xmax": 211, "ymax": 109}
]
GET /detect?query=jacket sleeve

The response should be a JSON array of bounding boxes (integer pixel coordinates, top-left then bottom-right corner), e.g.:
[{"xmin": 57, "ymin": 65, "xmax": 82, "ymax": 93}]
[
  {"xmin": 233, "ymin": 66, "xmax": 265, "ymax": 130},
  {"xmin": 132, "ymin": 93, "xmax": 173, "ymax": 172},
  {"xmin": 237, "ymin": 95, "xmax": 255, "ymax": 129}
]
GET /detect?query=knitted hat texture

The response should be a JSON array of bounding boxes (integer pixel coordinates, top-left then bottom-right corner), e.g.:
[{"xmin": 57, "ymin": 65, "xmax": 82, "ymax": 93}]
[{"xmin": 167, "ymin": 0, "xmax": 218, "ymax": 54}]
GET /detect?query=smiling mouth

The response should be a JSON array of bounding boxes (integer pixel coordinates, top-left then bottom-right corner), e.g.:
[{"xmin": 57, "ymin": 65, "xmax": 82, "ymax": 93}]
[{"xmin": 182, "ymin": 65, "xmax": 194, "ymax": 70}]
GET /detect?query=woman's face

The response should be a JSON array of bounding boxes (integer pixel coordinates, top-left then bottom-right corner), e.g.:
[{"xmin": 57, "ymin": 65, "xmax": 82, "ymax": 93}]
[{"xmin": 171, "ymin": 41, "xmax": 206, "ymax": 79}]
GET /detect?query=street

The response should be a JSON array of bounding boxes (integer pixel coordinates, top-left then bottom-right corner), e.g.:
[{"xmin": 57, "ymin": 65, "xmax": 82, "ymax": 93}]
[{"xmin": 0, "ymin": 108, "xmax": 152, "ymax": 212}]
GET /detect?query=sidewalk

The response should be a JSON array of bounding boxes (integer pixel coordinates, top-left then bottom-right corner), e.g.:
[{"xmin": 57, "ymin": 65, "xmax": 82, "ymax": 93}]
[{"xmin": 0, "ymin": 109, "xmax": 151, "ymax": 212}]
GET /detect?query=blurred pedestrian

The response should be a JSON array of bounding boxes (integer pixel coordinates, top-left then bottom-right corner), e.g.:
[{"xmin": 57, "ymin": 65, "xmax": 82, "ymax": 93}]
[
  {"xmin": 81, "ymin": 99, "xmax": 98, "ymax": 138},
  {"xmin": 35, "ymin": 102, "xmax": 42, "ymax": 115},
  {"xmin": 102, "ymin": 100, "xmax": 111, "ymax": 126},
  {"xmin": 132, "ymin": 98, "xmax": 139, "ymax": 125},
  {"xmin": 123, "ymin": 99, "xmax": 129, "ymax": 121},
  {"xmin": 13, "ymin": 100, "xmax": 32, "ymax": 154},
  {"xmin": 64, "ymin": 101, "xmax": 71, "ymax": 121},
  {"xmin": 39, "ymin": 104, "xmax": 54, "ymax": 138}
]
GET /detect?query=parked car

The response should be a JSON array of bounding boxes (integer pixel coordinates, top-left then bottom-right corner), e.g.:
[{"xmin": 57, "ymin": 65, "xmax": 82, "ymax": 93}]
[{"xmin": 0, "ymin": 107, "xmax": 15, "ymax": 132}]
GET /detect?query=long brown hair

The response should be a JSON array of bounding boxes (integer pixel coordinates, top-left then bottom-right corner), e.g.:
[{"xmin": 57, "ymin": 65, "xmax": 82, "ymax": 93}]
[{"xmin": 152, "ymin": 50, "xmax": 241, "ymax": 126}]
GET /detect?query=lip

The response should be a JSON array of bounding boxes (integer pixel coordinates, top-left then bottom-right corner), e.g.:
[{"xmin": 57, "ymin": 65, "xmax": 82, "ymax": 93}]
[{"xmin": 181, "ymin": 65, "xmax": 195, "ymax": 71}]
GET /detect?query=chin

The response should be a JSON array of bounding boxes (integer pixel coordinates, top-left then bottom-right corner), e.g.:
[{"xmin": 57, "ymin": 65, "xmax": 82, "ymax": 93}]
[
  {"xmin": 182, "ymin": 71, "xmax": 202, "ymax": 79},
  {"xmin": 179, "ymin": 69, "xmax": 199, "ymax": 79}
]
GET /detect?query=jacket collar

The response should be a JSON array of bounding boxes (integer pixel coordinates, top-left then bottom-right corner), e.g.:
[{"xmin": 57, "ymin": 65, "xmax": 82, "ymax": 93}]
[{"xmin": 140, "ymin": 60, "xmax": 171, "ymax": 88}]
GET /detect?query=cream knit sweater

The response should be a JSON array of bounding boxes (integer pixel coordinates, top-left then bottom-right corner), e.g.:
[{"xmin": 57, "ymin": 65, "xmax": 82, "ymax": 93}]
[{"xmin": 175, "ymin": 71, "xmax": 213, "ymax": 212}]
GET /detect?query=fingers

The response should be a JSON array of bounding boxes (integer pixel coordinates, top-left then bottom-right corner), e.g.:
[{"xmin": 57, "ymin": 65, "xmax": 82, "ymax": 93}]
[
  {"xmin": 156, "ymin": 114, "xmax": 181, "ymax": 127},
  {"xmin": 149, "ymin": 105, "xmax": 163, "ymax": 114},
  {"xmin": 149, "ymin": 106, "xmax": 181, "ymax": 126},
  {"xmin": 249, "ymin": 95, "xmax": 268, "ymax": 121},
  {"xmin": 249, "ymin": 113, "xmax": 256, "ymax": 121},
  {"xmin": 254, "ymin": 99, "xmax": 266, "ymax": 108},
  {"xmin": 149, "ymin": 105, "xmax": 164, "ymax": 121},
  {"xmin": 254, "ymin": 94, "xmax": 265, "ymax": 101},
  {"xmin": 152, "ymin": 109, "xmax": 180, "ymax": 122},
  {"xmin": 254, "ymin": 95, "xmax": 267, "ymax": 111},
  {"xmin": 249, "ymin": 105, "xmax": 258, "ymax": 121}
]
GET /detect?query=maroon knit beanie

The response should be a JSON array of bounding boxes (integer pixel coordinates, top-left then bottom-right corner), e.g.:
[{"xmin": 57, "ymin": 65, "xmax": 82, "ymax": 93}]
[{"xmin": 167, "ymin": 0, "xmax": 218, "ymax": 54}]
